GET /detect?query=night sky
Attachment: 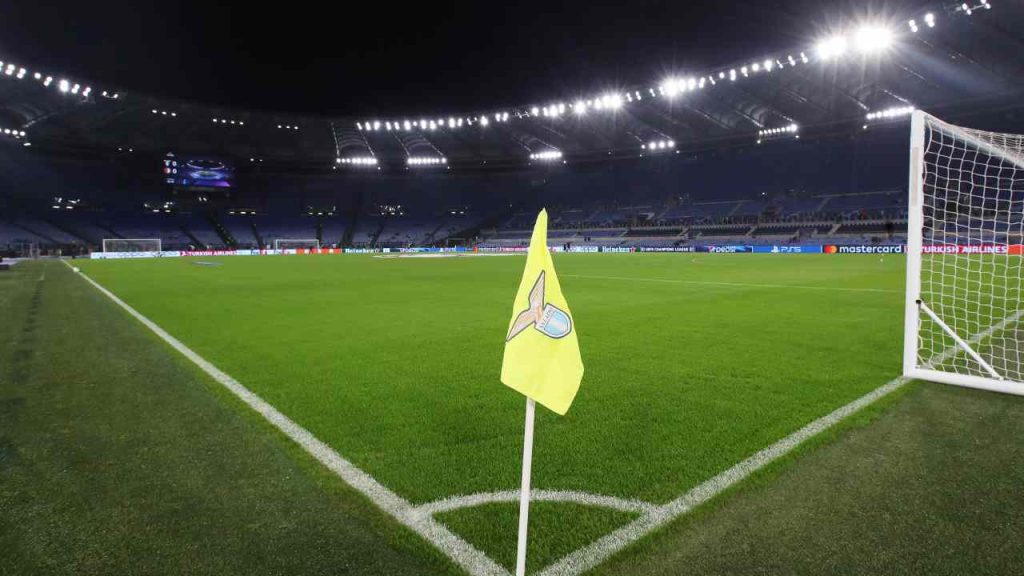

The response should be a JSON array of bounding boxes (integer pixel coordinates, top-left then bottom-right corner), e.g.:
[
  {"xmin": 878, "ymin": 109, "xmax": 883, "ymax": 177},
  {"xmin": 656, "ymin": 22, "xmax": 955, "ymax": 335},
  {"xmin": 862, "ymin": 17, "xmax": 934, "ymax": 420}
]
[{"xmin": 0, "ymin": 0, "xmax": 932, "ymax": 116}]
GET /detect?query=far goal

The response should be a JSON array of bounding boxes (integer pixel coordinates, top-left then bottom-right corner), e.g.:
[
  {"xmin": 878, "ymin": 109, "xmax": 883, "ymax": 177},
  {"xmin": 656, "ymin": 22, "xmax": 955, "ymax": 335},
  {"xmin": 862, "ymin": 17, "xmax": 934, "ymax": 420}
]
[
  {"xmin": 102, "ymin": 238, "xmax": 162, "ymax": 253},
  {"xmin": 273, "ymin": 238, "xmax": 320, "ymax": 250},
  {"xmin": 904, "ymin": 111, "xmax": 1024, "ymax": 395}
]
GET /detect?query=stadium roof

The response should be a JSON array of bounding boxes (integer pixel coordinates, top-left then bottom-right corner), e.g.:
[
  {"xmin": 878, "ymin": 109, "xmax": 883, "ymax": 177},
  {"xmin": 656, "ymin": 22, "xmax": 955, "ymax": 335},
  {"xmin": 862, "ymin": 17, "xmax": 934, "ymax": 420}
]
[{"xmin": 0, "ymin": 1, "xmax": 1021, "ymax": 172}]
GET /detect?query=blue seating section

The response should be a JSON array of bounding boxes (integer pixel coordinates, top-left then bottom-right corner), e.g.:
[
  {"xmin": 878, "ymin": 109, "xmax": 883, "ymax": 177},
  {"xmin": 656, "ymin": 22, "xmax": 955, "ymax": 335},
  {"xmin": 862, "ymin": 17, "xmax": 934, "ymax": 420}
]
[{"xmin": 0, "ymin": 128, "xmax": 957, "ymax": 253}]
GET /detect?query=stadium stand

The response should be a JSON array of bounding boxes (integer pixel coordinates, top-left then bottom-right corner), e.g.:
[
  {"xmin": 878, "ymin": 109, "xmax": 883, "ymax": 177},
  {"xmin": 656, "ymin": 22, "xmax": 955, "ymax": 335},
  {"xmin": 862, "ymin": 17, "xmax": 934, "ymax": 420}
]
[{"xmin": 0, "ymin": 127, "xmax": 918, "ymax": 254}]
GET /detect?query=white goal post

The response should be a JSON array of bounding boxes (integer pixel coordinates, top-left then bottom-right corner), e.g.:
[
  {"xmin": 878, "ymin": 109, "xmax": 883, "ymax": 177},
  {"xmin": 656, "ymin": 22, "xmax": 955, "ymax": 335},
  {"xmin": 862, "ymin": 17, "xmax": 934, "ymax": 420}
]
[
  {"xmin": 904, "ymin": 110, "xmax": 1024, "ymax": 395},
  {"xmin": 273, "ymin": 238, "xmax": 320, "ymax": 250},
  {"xmin": 102, "ymin": 238, "xmax": 162, "ymax": 253}
]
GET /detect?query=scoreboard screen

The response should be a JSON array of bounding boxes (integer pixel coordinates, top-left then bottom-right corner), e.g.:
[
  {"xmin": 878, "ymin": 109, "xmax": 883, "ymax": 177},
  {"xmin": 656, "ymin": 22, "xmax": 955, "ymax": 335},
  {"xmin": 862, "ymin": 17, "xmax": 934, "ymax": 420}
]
[{"xmin": 163, "ymin": 153, "xmax": 234, "ymax": 188}]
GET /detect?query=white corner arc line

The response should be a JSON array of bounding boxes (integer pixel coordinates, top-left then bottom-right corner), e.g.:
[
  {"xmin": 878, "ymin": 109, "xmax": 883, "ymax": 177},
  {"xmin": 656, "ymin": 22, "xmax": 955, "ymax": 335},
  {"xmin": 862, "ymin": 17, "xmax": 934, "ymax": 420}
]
[
  {"xmin": 562, "ymin": 274, "xmax": 902, "ymax": 294},
  {"xmin": 62, "ymin": 261, "xmax": 508, "ymax": 576},
  {"xmin": 416, "ymin": 490, "xmax": 657, "ymax": 516}
]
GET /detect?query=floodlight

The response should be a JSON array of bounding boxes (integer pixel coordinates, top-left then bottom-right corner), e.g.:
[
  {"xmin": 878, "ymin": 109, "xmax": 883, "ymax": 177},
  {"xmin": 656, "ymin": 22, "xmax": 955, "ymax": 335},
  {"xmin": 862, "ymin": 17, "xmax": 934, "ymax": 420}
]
[
  {"xmin": 854, "ymin": 26, "xmax": 892, "ymax": 53},
  {"xmin": 816, "ymin": 35, "xmax": 848, "ymax": 59},
  {"xmin": 529, "ymin": 150, "xmax": 563, "ymax": 161}
]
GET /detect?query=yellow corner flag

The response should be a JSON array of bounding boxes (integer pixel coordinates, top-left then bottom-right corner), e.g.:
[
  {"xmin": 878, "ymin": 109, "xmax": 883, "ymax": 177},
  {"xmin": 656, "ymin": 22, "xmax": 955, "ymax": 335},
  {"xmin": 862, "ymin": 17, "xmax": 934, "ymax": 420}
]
[{"xmin": 501, "ymin": 209, "xmax": 584, "ymax": 415}]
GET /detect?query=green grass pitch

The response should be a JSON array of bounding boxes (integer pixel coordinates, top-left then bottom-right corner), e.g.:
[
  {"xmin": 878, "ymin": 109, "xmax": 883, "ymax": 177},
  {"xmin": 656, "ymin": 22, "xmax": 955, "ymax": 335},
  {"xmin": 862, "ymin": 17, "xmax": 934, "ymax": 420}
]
[{"xmin": 71, "ymin": 252, "xmax": 906, "ymax": 572}]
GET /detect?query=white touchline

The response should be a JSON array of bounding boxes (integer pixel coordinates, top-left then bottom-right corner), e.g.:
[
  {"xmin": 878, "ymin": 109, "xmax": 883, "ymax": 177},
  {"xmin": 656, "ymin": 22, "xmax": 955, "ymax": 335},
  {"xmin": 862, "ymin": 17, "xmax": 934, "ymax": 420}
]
[
  {"xmin": 61, "ymin": 261, "xmax": 508, "ymax": 576},
  {"xmin": 65, "ymin": 259, "xmax": 1015, "ymax": 576},
  {"xmin": 563, "ymin": 273, "xmax": 902, "ymax": 294}
]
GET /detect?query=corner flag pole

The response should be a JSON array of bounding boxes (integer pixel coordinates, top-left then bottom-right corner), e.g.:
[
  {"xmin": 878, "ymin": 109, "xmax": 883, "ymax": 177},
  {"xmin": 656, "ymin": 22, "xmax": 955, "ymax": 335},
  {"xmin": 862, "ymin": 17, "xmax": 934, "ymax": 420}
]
[{"xmin": 515, "ymin": 397, "xmax": 536, "ymax": 576}]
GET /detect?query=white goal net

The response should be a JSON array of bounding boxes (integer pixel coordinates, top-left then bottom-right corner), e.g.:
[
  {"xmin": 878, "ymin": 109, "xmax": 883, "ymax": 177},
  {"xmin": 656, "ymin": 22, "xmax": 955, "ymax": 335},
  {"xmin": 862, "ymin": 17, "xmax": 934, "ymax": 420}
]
[
  {"xmin": 273, "ymin": 238, "xmax": 320, "ymax": 250},
  {"xmin": 102, "ymin": 238, "xmax": 162, "ymax": 253},
  {"xmin": 904, "ymin": 111, "xmax": 1024, "ymax": 395}
]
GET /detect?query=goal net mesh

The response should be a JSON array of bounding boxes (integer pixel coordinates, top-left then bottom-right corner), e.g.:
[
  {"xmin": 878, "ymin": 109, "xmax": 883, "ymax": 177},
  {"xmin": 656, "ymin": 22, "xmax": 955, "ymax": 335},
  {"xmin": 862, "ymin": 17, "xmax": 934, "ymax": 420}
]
[
  {"xmin": 102, "ymin": 238, "xmax": 162, "ymax": 253},
  {"xmin": 274, "ymin": 239, "xmax": 320, "ymax": 250},
  {"xmin": 917, "ymin": 115, "xmax": 1024, "ymax": 383}
]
